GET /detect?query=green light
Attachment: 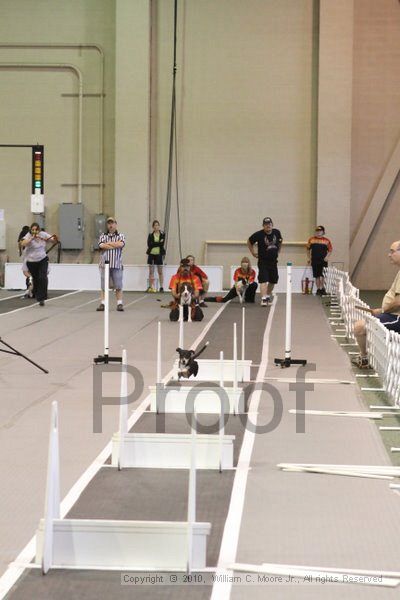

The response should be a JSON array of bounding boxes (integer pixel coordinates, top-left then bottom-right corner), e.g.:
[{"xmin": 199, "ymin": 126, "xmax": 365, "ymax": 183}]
[{"xmin": 35, "ymin": 181, "xmax": 41, "ymax": 188}]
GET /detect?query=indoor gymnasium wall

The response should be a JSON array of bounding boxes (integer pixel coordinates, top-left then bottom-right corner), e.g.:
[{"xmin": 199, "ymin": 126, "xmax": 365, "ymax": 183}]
[
  {"xmin": 149, "ymin": 0, "xmax": 317, "ymax": 283},
  {"xmin": 0, "ymin": 0, "xmax": 116, "ymax": 266},
  {"xmin": 351, "ymin": 0, "xmax": 400, "ymax": 290}
]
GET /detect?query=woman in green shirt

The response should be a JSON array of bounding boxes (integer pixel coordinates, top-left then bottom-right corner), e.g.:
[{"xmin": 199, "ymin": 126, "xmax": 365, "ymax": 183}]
[{"xmin": 146, "ymin": 220, "xmax": 166, "ymax": 292}]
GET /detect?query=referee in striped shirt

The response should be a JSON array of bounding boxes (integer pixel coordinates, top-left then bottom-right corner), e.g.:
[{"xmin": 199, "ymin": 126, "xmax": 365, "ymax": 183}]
[{"xmin": 97, "ymin": 217, "xmax": 126, "ymax": 312}]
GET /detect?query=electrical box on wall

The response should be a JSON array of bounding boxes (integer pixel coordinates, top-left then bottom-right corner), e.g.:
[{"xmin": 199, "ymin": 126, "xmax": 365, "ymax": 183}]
[
  {"xmin": 59, "ymin": 203, "xmax": 84, "ymax": 250},
  {"xmin": 0, "ymin": 211, "xmax": 5, "ymax": 250},
  {"xmin": 31, "ymin": 193, "xmax": 44, "ymax": 214}
]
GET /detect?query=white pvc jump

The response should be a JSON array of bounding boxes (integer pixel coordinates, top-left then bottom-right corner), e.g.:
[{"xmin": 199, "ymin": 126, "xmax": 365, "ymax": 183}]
[
  {"xmin": 172, "ymin": 309, "xmax": 252, "ymax": 382},
  {"xmin": 149, "ymin": 385, "xmax": 244, "ymax": 414},
  {"xmin": 36, "ymin": 399, "xmax": 211, "ymax": 573},
  {"xmin": 112, "ymin": 432, "xmax": 234, "ymax": 469},
  {"xmin": 114, "ymin": 344, "xmax": 235, "ymax": 469}
]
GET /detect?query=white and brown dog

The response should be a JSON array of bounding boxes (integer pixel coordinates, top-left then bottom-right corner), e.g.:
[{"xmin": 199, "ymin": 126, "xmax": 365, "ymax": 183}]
[
  {"xmin": 235, "ymin": 278, "xmax": 248, "ymax": 304},
  {"xmin": 178, "ymin": 283, "xmax": 194, "ymax": 322},
  {"xmin": 176, "ymin": 342, "xmax": 209, "ymax": 379}
]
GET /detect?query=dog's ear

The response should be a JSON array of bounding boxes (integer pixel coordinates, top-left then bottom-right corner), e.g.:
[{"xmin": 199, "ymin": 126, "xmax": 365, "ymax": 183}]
[{"xmin": 176, "ymin": 347, "xmax": 183, "ymax": 354}]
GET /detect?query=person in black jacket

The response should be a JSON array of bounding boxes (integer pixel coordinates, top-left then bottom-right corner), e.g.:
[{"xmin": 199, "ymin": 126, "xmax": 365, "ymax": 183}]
[{"xmin": 146, "ymin": 220, "xmax": 166, "ymax": 292}]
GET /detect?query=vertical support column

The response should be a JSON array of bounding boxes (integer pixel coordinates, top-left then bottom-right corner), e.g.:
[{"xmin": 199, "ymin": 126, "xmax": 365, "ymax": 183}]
[
  {"xmin": 115, "ymin": 0, "xmax": 151, "ymax": 262},
  {"xmin": 317, "ymin": 0, "xmax": 354, "ymax": 270}
]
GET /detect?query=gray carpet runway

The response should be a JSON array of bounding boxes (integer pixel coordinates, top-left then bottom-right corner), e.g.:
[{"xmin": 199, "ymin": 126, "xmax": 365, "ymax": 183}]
[
  {"xmin": 3, "ymin": 295, "xmax": 268, "ymax": 599},
  {"xmin": 3, "ymin": 293, "xmax": 400, "ymax": 599}
]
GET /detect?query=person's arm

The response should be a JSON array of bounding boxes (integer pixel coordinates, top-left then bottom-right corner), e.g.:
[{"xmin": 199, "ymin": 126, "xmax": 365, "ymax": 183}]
[
  {"xmin": 247, "ymin": 238, "xmax": 258, "ymax": 259},
  {"xmin": 277, "ymin": 230, "xmax": 283, "ymax": 254},
  {"xmin": 306, "ymin": 238, "xmax": 312, "ymax": 264},
  {"xmin": 20, "ymin": 235, "xmax": 32, "ymax": 248},
  {"xmin": 169, "ymin": 276, "xmax": 180, "ymax": 300},
  {"xmin": 382, "ymin": 296, "xmax": 400, "ymax": 314},
  {"xmin": 325, "ymin": 239, "xmax": 333, "ymax": 260}
]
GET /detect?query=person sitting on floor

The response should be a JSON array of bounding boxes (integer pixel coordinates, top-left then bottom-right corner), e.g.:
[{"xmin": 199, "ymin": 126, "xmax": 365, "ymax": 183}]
[
  {"xmin": 186, "ymin": 255, "xmax": 209, "ymax": 307},
  {"xmin": 352, "ymin": 240, "xmax": 400, "ymax": 369},
  {"xmin": 206, "ymin": 257, "xmax": 258, "ymax": 303},
  {"xmin": 168, "ymin": 258, "xmax": 204, "ymax": 321}
]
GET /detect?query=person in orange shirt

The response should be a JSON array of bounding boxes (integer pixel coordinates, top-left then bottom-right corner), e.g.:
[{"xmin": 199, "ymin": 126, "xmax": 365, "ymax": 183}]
[
  {"xmin": 206, "ymin": 257, "xmax": 257, "ymax": 303},
  {"xmin": 168, "ymin": 258, "xmax": 203, "ymax": 321},
  {"xmin": 169, "ymin": 258, "xmax": 202, "ymax": 300},
  {"xmin": 306, "ymin": 225, "xmax": 332, "ymax": 296}
]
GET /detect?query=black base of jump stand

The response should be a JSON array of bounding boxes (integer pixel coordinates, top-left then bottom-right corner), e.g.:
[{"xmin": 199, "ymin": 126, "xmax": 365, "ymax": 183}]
[
  {"xmin": 93, "ymin": 354, "xmax": 122, "ymax": 365},
  {"xmin": 0, "ymin": 337, "xmax": 49, "ymax": 374},
  {"xmin": 274, "ymin": 357, "xmax": 307, "ymax": 369}
]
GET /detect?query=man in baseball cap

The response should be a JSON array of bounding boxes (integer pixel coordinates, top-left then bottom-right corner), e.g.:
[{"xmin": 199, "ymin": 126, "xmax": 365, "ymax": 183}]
[{"xmin": 247, "ymin": 217, "xmax": 283, "ymax": 306}]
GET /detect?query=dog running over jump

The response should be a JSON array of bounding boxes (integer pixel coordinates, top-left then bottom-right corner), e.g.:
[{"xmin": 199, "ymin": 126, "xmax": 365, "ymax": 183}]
[{"xmin": 176, "ymin": 341, "xmax": 209, "ymax": 379}]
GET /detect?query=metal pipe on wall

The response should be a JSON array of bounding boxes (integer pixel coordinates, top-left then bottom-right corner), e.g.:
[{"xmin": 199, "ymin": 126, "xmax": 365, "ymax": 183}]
[
  {"xmin": 0, "ymin": 62, "xmax": 84, "ymax": 204},
  {"xmin": 0, "ymin": 43, "xmax": 105, "ymax": 211}
]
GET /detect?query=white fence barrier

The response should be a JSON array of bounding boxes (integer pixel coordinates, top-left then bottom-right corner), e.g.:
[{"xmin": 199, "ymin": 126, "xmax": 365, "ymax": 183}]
[{"xmin": 325, "ymin": 266, "xmax": 400, "ymax": 406}]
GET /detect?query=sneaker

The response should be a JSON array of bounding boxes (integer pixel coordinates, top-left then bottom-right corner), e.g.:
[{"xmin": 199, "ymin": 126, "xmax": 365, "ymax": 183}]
[
  {"xmin": 266, "ymin": 295, "xmax": 272, "ymax": 305},
  {"xmin": 316, "ymin": 289, "xmax": 322, "ymax": 296},
  {"xmin": 261, "ymin": 297, "xmax": 268, "ymax": 306},
  {"xmin": 117, "ymin": 304, "xmax": 124, "ymax": 312},
  {"xmin": 320, "ymin": 288, "xmax": 327, "ymax": 296},
  {"xmin": 351, "ymin": 355, "xmax": 371, "ymax": 369},
  {"xmin": 96, "ymin": 304, "xmax": 105, "ymax": 312},
  {"xmin": 146, "ymin": 286, "xmax": 155, "ymax": 293},
  {"xmin": 159, "ymin": 287, "xmax": 164, "ymax": 293},
  {"xmin": 39, "ymin": 300, "xmax": 45, "ymax": 306}
]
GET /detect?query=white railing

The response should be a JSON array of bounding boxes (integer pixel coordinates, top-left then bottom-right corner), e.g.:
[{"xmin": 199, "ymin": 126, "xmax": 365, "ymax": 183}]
[{"xmin": 325, "ymin": 266, "xmax": 400, "ymax": 407}]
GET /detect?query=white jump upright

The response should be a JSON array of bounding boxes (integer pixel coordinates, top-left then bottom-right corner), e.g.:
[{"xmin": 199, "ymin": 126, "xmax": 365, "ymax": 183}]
[
  {"xmin": 104, "ymin": 262, "xmax": 110, "ymax": 358},
  {"xmin": 219, "ymin": 351, "xmax": 225, "ymax": 472},
  {"xmin": 117, "ymin": 349, "xmax": 128, "ymax": 470},
  {"xmin": 41, "ymin": 401, "xmax": 60, "ymax": 574},
  {"xmin": 241, "ymin": 307, "xmax": 246, "ymax": 366},
  {"xmin": 187, "ymin": 412, "xmax": 197, "ymax": 573},
  {"xmin": 93, "ymin": 260, "xmax": 122, "ymax": 365},
  {"xmin": 233, "ymin": 322, "xmax": 239, "ymax": 414},
  {"xmin": 179, "ymin": 311, "xmax": 184, "ymax": 347},
  {"xmin": 36, "ymin": 403, "xmax": 212, "ymax": 571},
  {"xmin": 157, "ymin": 321, "xmax": 162, "ymax": 385},
  {"xmin": 274, "ymin": 262, "xmax": 307, "ymax": 369}
]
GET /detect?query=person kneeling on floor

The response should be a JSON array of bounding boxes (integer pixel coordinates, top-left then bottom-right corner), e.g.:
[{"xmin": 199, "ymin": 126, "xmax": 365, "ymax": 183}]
[
  {"xmin": 168, "ymin": 258, "xmax": 204, "ymax": 321},
  {"xmin": 352, "ymin": 240, "xmax": 400, "ymax": 369}
]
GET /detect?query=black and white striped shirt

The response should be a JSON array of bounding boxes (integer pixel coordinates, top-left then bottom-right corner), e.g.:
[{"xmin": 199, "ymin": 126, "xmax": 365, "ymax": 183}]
[{"xmin": 98, "ymin": 232, "xmax": 125, "ymax": 269}]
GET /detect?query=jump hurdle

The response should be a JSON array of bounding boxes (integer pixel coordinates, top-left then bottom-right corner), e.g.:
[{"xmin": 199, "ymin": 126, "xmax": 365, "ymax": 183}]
[
  {"xmin": 113, "ymin": 345, "xmax": 235, "ymax": 469},
  {"xmin": 173, "ymin": 315, "xmax": 252, "ymax": 382},
  {"xmin": 36, "ymin": 401, "xmax": 211, "ymax": 573},
  {"xmin": 149, "ymin": 383, "xmax": 245, "ymax": 414}
]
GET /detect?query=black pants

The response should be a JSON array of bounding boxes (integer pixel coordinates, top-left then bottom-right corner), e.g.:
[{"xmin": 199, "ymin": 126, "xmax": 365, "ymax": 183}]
[
  {"xmin": 223, "ymin": 281, "xmax": 257, "ymax": 303},
  {"xmin": 26, "ymin": 257, "xmax": 48, "ymax": 302}
]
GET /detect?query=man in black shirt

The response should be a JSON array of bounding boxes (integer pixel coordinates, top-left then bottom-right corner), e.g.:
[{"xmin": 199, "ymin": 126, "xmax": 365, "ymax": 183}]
[{"xmin": 247, "ymin": 217, "xmax": 283, "ymax": 306}]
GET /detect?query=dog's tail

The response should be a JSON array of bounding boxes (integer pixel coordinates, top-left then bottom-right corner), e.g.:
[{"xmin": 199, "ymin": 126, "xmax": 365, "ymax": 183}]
[{"xmin": 192, "ymin": 341, "xmax": 209, "ymax": 360}]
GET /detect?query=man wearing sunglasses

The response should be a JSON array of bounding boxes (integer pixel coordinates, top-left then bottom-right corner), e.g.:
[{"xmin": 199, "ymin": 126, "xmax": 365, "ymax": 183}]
[{"xmin": 352, "ymin": 241, "xmax": 400, "ymax": 369}]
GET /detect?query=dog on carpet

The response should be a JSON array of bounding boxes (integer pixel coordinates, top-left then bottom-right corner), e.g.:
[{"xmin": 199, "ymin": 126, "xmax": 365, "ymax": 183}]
[
  {"xmin": 176, "ymin": 341, "xmax": 209, "ymax": 379},
  {"xmin": 235, "ymin": 278, "xmax": 248, "ymax": 304}
]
